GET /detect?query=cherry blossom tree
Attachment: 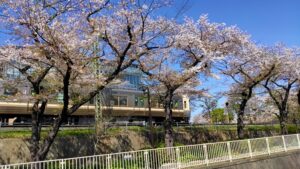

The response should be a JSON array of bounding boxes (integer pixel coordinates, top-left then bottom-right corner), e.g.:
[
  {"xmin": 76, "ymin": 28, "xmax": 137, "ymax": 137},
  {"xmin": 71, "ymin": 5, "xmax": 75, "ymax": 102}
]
[
  {"xmin": 0, "ymin": 0, "xmax": 177, "ymax": 161},
  {"xmin": 222, "ymin": 45, "xmax": 277, "ymax": 138},
  {"xmin": 192, "ymin": 113, "xmax": 207, "ymax": 124},
  {"xmin": 196, "ymin": 96, "xmax": 219, "ymax": 123},
  {"xmin": 286, "ymin": 92, "xmax": 300, "ymax": 130},
  {"xmin": 139, "ymin": 15, "xmax": 249, "ymax": 146},
  {"xmin": 262, "ymin": 46, "xmax": 299, "ymax": 134}
]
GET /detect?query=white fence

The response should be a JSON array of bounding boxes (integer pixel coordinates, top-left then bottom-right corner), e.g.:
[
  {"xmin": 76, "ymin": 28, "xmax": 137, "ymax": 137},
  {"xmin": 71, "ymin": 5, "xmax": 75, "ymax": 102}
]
[{"xmin": 1, "ymin": 134, "xmax": 300, "ymax": 169}]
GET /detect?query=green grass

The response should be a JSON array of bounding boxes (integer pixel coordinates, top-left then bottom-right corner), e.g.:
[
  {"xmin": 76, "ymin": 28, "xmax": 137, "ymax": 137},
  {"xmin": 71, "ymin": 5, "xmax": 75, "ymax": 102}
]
[
  {"xmin": 1, "ymin": 124, "xmax": 299, "ymax": 139},
  {"xmin": 57, "ymin": 129, "xmax": 94, "ymax": 137},
  {"xmin": 0, "ymin": 130, "xmax": 32, "ymax": 138},
  {"xmin": 0, "ymin": 129, "xmax": 94, "ymax": 139}
]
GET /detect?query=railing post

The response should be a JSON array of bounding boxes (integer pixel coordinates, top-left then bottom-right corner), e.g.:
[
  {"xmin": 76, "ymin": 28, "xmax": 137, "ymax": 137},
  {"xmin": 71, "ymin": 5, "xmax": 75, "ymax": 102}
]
[
  {"xmin": 144, "ymin": 151, "xmax": 150, "ymax": 169},
  {"xmin": 203, "ymin": 144, "xmax": 209, "ymax": 166},
  {"xmin": 227, "ymin": 142, "xmax": 232, "ymax": 162},
  {"xmin": 106, "ymin": 155, "xmax": 112, "ymax": 169},
  {"xmin": 247, "ymin": 139, "xmax": 253, "ymax": 158},
  {"xmin": 297, "ymin": 134, "xmax": 300, "ymax": 148},
  {"xmin": 60, "ymin": 159, "xmax": 65, "ymax": 169},
  {"xmin": 92, "ymin": 156, "xmax": 96, "ymax": 169},
  {"xmin": 176, "ymin": 148, "xmax": 181, "ymax": 168},
  {"xmin": 282, "ymin": 135, "xmax": 287, "ymax": 152},
  {"xmin": 266, "ymin": 138, "xmax": 271, "ymax": 155}
]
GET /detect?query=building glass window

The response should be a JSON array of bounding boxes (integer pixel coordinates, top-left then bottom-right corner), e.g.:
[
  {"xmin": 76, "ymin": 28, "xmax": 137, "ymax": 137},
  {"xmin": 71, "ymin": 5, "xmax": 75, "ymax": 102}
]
[
  {"xmin": 89, "ymin": 97, "xmax": 95, "ymax": 104},
  {"xmin": 173, "ymin": 100, "xmax": 179, "ymax": 109},
  {"xmin": 160, "ymin": 103, "xmax": 164, "ymax": 108},
  {"xmin": 135, "ymin": 96, "xmax": 144, "ymax": 107},
  {"xmin": 111, "ymin": 96, "xmax": 118, "ymax": 106},
  {"xmin": 122, "ymin": 74, "xmax": 141, "ymax": 88},
  {"xmin": 4, "ymin": 87, "xmax": 18, "ymax": 96},
  {"xmin": 6, "ymin": 67, "xmax": 20, "ymax": 79},
  {"xmin": 0, "ymin": 65, "xmax": 3, "ymax": 78},
  {"xmin": 135, "ymin": 97, "xmax": 139, "ymax": 107},
  {"xmin": 57, "ymin": 93, "xmax": 64, "ymax": 103},
  {"xmin": 150, "ymin": 99, "xmax": 157, "ymax": 107},
  {"xmin": 119, "ymin": 96, "xmax": 127, "ymax": 106},
  {"xmin": 139, "ymin": 97, "xmax": 144, "ymax": 107},
  {"xmin": 111, "ymin": 96, "xmax": 127, "ymax": 106}
]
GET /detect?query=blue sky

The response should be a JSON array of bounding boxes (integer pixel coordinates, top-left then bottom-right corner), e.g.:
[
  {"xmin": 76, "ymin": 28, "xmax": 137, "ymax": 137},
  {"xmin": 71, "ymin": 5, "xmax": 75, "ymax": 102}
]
[
  {"xmin": 172, "ymin": 0, "xmax": 300, "ymax": 46},
  {"xmin": 1, "ymin": 0, "xmax": 299, "ymax": 118},
  {"xmin": 166, "ymin": 0, "xmax": 300, "ymax": 117}
]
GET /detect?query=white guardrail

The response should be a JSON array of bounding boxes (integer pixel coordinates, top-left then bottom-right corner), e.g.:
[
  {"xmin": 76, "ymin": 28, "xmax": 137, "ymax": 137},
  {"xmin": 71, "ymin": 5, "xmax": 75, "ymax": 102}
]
[{"xmin": 1, "ymin": 134, "xmax": 300, "ymax": 169}]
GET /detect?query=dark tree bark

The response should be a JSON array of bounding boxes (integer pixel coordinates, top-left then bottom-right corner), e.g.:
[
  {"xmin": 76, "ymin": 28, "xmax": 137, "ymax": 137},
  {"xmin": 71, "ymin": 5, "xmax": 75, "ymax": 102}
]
[
  {"xmin": 263, "ymin": 78, "xmax": 297, "ymax": 135},
  {"xmin": 237, "ymin": 88, "xmax": 252, "ymax": 139},
  {"xmin": 278, "ymin": 110, "xmax": 288, "ymax": 135},
  {"xmin": 28, "ymin": 16, "xmax": 136, "ymax": 161},
  {"xmin": 30, "ymin": 99, "xmax": 47, "ymax": 161},
  {"xmin": 164, "ymin": 89, "xmax": 174, "ymax": 147},
  {"xmin": 297, "ymin": 88, "xmax": 300, "ymax": 106},
  {"xmin": 278, "ymin": 92, "xmax": 289, "ymax": 135},
  {"xmin": 16, "ymin": 51, "xmax": 130, "ymax": 161},
  {"xmin": 15, "ymin": 65, "xmax": 52, "ymax": 161},
  {"xmin": 29, "ymin": 46, "xmax": 135, "ymax": 160},
  {"xmin": 225, "ymin": 65, "xmax": 275, "ymax": 139},
  {"xmin": 32, "ymin": 64, "xmax": 72, "ymax": 161}
]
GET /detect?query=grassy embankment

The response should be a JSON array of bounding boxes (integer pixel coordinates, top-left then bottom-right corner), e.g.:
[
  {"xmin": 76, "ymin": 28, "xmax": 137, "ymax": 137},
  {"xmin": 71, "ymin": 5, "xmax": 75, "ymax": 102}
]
[{"xmin": 1, "ymin": 124, "xmax": 298, "ymax": 139}]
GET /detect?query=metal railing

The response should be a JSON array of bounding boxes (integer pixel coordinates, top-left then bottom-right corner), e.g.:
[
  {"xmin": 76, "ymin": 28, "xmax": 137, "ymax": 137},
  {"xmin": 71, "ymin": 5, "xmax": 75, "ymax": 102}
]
[
  {"xmin": 1, "ymin": 134, "xmax": 300, "ymax": 169},
  {"xmin": 0, "ymin": 121, "xmax": 286, "ymax": 128}
]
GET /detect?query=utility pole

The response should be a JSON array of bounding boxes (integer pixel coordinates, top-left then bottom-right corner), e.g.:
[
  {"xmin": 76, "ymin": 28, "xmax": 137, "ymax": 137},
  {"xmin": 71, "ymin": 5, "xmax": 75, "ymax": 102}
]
[
  {"xmin": 224, "ymin": 102, "xmax": 230, "ymax": 124},
  {"xmin": 145, "ymin": 87, "xmax": 154, "ymax": 146},
  {"xmin": 141, "ymin": 85, "xmax": 154, "ymax": 147},
  {"xmin": 93, "ymin": 38, "xmax": 104, "ymax": 153},
  {"xmin": 95, "ymin": 89, "xmax": 103, "ymax": 136}
]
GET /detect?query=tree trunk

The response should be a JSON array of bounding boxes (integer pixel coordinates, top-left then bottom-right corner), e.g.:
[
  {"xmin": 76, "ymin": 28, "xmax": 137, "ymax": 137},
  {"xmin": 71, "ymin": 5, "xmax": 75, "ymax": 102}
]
[
  {"xmin": 237, "ymin": 107, "xmax": 245, "ymax": 139},
  {"xmin": 38, "ymin": 114, "xmax": 67, "ymax": 160},
  {"xmin": 279, "ymin": 84, "xmax": 292, "ymax": 135},
  {"xmin": 237, "ymin": 101, "xmax": 246, "ymax": 139},
  {"xmin": 297, "ymin": 88, "xmax": 300, "ymax": 106},
  {"xmin": 29, "ymin": 82, "xmax": 48, "ymax": 161},
  {"xmin": 164, "ymin": 90, "xmax": 174, "ymax": 147},
  {"xmin": 237, "ymin": 89, "xmax": 252, "ymax": 139},
  {"xmin": 279, "ymin": 110, "xmax": 288, "ymax": 135},
  {"xmin": 31, "ymin": 66, "xmax": 71, "ymax": 161},
  {"xmin": 146, "ymin": 88, "xmax": 154, "ymax": 147},
  {"xmin": 30, "ymin": 100, "xmax": 41, "ymax": 160}
]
